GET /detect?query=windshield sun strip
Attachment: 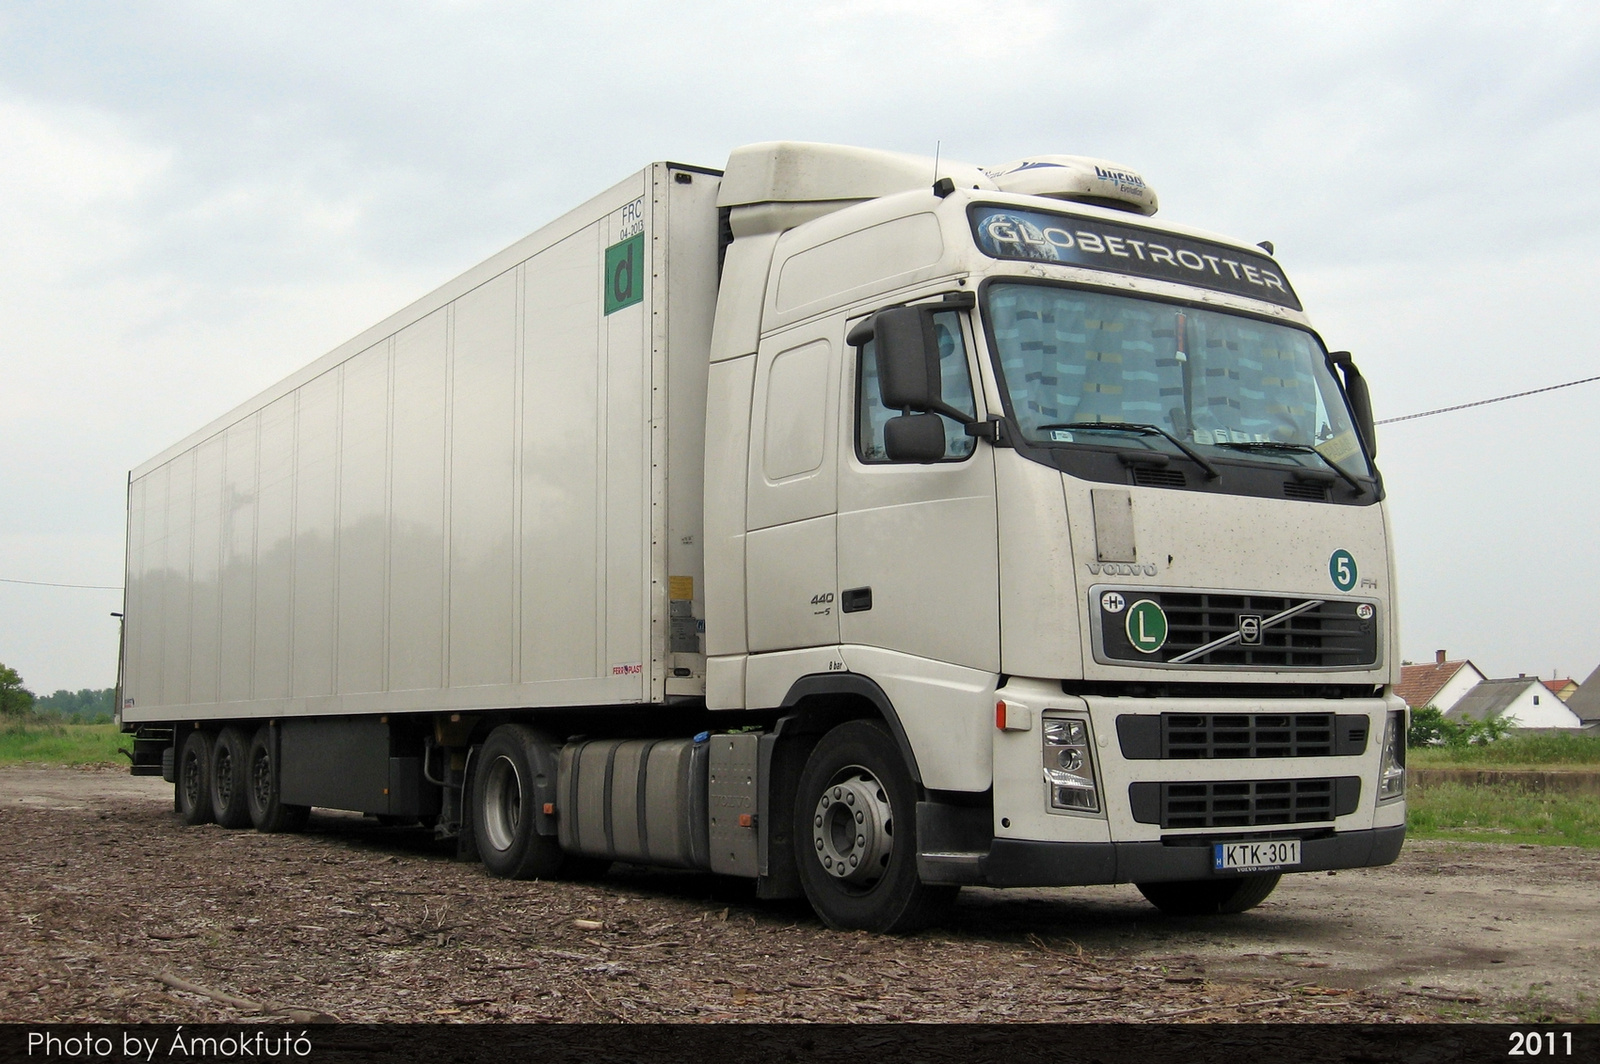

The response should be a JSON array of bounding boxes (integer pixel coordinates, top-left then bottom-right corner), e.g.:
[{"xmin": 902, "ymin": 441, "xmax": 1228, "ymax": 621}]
[{"xmin": 972, "ymin": 276, "xmax": 1375, "ymax": 480}]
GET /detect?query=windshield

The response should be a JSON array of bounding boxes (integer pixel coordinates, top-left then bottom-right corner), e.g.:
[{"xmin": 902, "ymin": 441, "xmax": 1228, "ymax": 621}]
[{"xmin": 983, "ymin": 282, "xmax": 1371, "ymax": 477}]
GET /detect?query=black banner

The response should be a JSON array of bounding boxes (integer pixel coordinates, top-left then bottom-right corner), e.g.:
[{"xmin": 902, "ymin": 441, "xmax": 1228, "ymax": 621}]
[
  {"xmin": 971, "ymin": 204, "xmax": 1302, "ymax": 311},
  {"xmin": 3, "ymin": 1024, "xmax": 1592, "ymax": 1064}
]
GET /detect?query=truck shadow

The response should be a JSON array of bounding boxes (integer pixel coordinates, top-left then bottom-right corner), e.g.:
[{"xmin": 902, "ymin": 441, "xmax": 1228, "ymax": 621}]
[{"xmin": 286, "ymin": 812, "xmax": 1327, "ymax": 950}]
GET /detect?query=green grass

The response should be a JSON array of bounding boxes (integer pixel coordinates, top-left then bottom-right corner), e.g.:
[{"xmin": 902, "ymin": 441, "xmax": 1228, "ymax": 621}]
[
  {"xmin": 0, "ymin": 719, "xmax": 127, "ymax": 766},
  {"xmin": 1409, "ymin": 732, "xmax": 1600, "ymax": 769},
  {"xmin": 1407, "ymin": 780, "xmax": 1600, "ymax": 847}
]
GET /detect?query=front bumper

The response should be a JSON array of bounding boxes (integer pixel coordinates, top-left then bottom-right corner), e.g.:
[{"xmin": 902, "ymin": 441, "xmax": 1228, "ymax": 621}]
[{"xmin": 920, "ymin": 824, "xmax": 1405, "ymax": 887}]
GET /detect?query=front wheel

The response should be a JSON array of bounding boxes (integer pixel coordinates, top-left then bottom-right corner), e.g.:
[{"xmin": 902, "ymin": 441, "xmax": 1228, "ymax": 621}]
[
  {"xmin": 1136, "ymin": 873, "xmax": 1282, "ymax": 916},
  {"xmin": 792, "ymin": 719, "xmax": 957, "ymax": 933}
]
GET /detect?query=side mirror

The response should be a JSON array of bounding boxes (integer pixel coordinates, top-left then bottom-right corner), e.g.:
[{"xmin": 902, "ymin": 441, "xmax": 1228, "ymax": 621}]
[
  {"xmin": 1328, "ymin": 351, "xmax": 1377, "ymax": 459},
  {"xmin": 884, "ymin": 413, "xmax": 947, "ymax": 463},
  {"xmin": 870, "ymin": 306, "xmax": 942, "ymax": 411},
  {"xmin": 849, "ymin": 298, "xmax": 974, "ymax": 423}
]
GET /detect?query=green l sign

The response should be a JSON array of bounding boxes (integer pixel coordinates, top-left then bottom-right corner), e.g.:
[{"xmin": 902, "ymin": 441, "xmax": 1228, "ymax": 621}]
[
  {"xmin": 604, "ymin": 233, "xmax": 644, "ymax": 315},
  {"xmin": 1126, "ymin": 599, "xmax": 1168, "ymax": 654}
]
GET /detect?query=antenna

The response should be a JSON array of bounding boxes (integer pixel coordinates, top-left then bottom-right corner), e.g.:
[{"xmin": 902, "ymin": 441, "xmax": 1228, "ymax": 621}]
[{"xmin": 930, "ymin": 141, "xmax": 955, "ymax": 197}]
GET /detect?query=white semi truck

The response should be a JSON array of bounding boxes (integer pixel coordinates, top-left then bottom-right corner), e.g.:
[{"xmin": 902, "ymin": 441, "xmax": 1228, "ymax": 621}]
[{"xmin": 120, "ymin": 142, "xmax": 1406, "ymax": 932}]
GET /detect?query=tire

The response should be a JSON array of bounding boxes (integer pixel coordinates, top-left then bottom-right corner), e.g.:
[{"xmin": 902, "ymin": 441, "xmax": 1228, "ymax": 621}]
[
  {"xmin": 245, "ymin": 726, "xmax": 310, "ymax": 833},
  {"xmin": 473, "ymin": 725, "xmax": 569, "ymax": 880},
  {"xmin": 792, "ymin": 719, "xmax": 958, "ymax": 933},
  {"xmin": 209, "ymin": 726, "xmax": 253, "ymax": 828},
  {"xmin": 176, "ymin": 729, "xmax": 214, "ymax": 825},
  {"xmin": 1136, "ymin": 873, "xmax": 1282, "ymax": 916}
]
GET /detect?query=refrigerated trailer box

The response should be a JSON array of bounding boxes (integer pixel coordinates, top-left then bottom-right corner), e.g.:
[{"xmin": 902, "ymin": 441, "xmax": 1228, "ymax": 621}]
[
  {"xmin": 122, "ymin": 143, "xmax": 1408, "ymax": 932},
  {"xmin": 123, "ymin": 162, "xmax": 720, "ymax": 719}
]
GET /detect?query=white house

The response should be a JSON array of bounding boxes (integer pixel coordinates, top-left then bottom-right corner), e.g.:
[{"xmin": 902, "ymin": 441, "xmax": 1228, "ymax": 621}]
[
  {"xmin": 1446, "ymin": 676, "xmax": 1586, "ymax": 730},
  {"xmin": 1396, "ymin": 650, "xmax": 1485, "ymax": 714}
]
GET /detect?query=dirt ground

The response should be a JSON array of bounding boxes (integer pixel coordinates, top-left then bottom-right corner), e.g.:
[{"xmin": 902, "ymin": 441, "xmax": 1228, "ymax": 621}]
[{"xmin": 2, "ymin": 764, "xmax": 1595, "ymax": 1024}]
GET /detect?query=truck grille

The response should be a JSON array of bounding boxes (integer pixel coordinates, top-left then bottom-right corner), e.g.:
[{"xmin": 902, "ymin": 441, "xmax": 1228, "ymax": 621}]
[
  {"xmin": 1117, "ymin": 713, "xmax": 1370, "ymax": 759},
  {"xmin": 1096, "ymin": 590, "xmax": 1378, "ymax": 669},
  {"xmin": 1128, "ymin": 777, "xmax": 1360, "ymax": 829}
]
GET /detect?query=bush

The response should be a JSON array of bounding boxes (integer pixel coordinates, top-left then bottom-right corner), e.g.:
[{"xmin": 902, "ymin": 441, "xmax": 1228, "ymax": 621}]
[
  {"xmin": 1410, "ymin": 731, "xmax": 1600, "ymax": 767},
  {"xmin": 1407, "ymin": 704, "xmax": 1515, "ymax": 749}
]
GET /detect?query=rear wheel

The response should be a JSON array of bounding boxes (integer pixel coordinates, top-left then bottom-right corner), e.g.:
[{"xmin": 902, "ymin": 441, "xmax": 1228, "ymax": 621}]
[
  {"xmin": 792, "ymin": 719, "xmax": 957, "ymax": 933},
  {"xmin": 473, "ymin": 725, "xmax": 570, "ymax": 880},
  {"xmin": 245, "ymin": 726, "xmax": 310, "ymax": 833},
  {"xmin": 1136, "ymin": 873, "xmax": 1282, "ymax": 916},
  {"xmin": 176, "ymin": 729, "xmax": 214, "ymax": 825},
  {"xmin": 209, "ymin": 726, "xmax": 253, "ymax": 828}
]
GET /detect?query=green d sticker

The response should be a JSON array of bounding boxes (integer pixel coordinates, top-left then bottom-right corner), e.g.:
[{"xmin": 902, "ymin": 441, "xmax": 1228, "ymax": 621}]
[
  {"xmin": 1126, "ymin": 599, "xmax": 1168, "ymax": 654},
  {"xmin": 1329, "ymin": 549, "xmax": 1357, "ymax": 592},
  {"xmin": 604, "ymin": 233, "xmax": 644, "ymax": 315}
]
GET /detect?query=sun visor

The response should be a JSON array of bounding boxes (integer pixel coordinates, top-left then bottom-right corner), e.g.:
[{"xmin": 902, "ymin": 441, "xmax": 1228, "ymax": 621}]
[{"xmin": 718, "ymin": 141, "xmax": 996, "ymax": 208}]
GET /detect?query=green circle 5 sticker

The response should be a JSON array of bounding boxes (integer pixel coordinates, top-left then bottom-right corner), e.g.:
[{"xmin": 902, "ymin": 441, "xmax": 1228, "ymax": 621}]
[
  {"xmin": 1329, "ymin": 549, "xmax": 1357, "ymax": 592},
  {"xmin": 1125, "ymin": 599, "xmax": 1168, "ymax": 654}
]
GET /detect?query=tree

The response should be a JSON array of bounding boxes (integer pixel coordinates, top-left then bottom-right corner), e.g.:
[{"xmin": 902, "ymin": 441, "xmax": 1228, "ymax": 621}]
[
  {"xmin": 0, "ymin": 662, "xmax": 35, "ymax": 718},
  {"xmin": 33, "ymin": 687, "xmax": 116, "ymax": 720},
  {"xmin": 1407, "ymin": 704, "xmax": 1451, "ymax": 747}
]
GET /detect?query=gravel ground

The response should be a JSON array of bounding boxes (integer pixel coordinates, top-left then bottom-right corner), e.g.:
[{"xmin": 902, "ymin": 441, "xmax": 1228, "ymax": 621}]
[{"xmin": 2, "ymin": 765, "xmax": 1595, "ymax": 1024}]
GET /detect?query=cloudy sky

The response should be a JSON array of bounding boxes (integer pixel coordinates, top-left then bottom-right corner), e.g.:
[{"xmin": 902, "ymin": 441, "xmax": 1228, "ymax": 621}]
[{"xmin": 2, "ymin": 1, "xmax": 1597, "ymax": 694}]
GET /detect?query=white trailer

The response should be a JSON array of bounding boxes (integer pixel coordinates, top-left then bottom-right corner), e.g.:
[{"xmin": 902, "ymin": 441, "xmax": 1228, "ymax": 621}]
[{"xmin": 122, "ymin": 143, "xmax": 1407, "ymax": 931}]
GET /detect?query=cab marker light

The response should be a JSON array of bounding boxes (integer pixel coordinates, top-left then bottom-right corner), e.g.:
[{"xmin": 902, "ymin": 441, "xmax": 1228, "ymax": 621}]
[{"xmin": 997, "ymin": 700, "xmax": 1032, "ymax": 731}]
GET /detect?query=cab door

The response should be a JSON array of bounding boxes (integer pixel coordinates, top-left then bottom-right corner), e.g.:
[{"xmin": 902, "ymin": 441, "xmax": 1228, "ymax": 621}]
[
  {"xmin": 745, "ymin": 321, "xmax": 842, "ymax": 652},
  {"xmin": 837, "ymin": 305, "xmax": 999, "ymax": 671}
]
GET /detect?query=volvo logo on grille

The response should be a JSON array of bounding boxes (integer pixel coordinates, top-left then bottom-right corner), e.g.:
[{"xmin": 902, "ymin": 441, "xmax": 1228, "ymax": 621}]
[
  {"xmin": 1239, "ymin": 615, "xmax": 1262, "ymax": 645},
  {"xmin": 1086, "ymin": 562, "xmax": 1158, "ymax": 576}
]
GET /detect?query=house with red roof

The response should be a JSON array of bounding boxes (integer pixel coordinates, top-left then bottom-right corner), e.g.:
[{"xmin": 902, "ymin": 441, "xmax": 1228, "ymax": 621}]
[
  {"xmin": 1543, "ymin": 677, "xmax": 1579, "ymax": 702},
  {"xmin": 1395, "ymin": 650, "xmax": 1485, "ymax": 714}
]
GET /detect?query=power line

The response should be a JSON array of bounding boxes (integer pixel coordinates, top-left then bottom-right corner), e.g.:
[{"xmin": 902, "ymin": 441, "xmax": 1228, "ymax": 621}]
[
  {"xmin": 1377, "ymin": 373, "xmax": 1600, "ymax": 426},
  {"xmin": 0, "ymin": 577, "xmax": 123, "ymax": 591}
]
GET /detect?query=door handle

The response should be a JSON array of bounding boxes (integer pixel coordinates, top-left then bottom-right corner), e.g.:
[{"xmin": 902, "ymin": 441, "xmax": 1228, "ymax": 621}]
[{"xmin": 841, "ymin": 587, "xmax": 873, "ymax": 613}]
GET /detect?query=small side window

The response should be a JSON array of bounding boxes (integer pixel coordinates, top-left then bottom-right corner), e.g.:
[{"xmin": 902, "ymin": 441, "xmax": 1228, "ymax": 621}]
[{"xmin": 856, "ymin": 309, "xmax": 977, "ymax": 463}]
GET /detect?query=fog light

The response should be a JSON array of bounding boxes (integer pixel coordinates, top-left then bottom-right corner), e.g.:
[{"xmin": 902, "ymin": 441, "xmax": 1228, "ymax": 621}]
[
  {"xmin": 1378, "ymin": 710, "xmax": 1405, "ymax": 802},
  {"xmin": 1043, "ymin": 715, "xmax": 1100, "ymax": 813}
]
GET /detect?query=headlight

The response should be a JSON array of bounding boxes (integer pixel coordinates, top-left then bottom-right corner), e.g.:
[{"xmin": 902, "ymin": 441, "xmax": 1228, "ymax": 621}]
[
  {"xmin": 1377, "ymin": 710, "xmax": 1405, "ymax": 802},
  {"xmin": 1043, "ymin": 715, "xmax": 1100, "ymax": 813}
]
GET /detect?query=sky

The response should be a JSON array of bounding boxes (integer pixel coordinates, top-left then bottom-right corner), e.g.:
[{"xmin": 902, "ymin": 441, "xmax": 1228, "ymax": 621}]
[{"xmin": 1, "ymin": 1, "xmax": 1598, "ymax": 695}]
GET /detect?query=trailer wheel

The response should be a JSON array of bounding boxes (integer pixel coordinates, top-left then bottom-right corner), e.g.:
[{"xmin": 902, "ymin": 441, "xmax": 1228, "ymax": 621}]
[
  {"xmin": 209, "ymin": 726, "xmax": 253, "ymax": 828},
  {"xmin": 473, "ymin": 725, "xmax": 569, "ymax": 880},
  {"xmin": 792, "ymin": 719, "xmax": 957, "ymax": 933},
  {"xmin": 176, "ymin": 729, "xmax": 214, "ymax": 825},
  {"xmin": 1136, "ymin": 873, "xmax": 1282, "ymax": 916},
  {"xmin": 246, "ymin": 726, "xmax": 310, "ymax": 833}
]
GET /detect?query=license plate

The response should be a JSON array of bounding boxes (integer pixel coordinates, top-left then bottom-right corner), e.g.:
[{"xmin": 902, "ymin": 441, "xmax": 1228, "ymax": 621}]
[{"xmin": 1213, "ymin": 839, "xmax": 1300, "ymax": 872}]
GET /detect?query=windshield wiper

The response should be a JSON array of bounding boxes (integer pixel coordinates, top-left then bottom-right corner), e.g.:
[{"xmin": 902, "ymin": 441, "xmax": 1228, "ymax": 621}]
[
  {"xmin": 1215, "ymin": 441, "xmax": 1366, "ymax": 496},
  {"xmin": 1036, "ymin": 421, "xmax": 1220, "ymax": 480}
]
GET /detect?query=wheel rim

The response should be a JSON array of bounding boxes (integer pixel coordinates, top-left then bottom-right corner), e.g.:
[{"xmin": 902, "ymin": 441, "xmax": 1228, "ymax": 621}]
[
  {"xmin": 250, "ymin": 749, "xmax": 273, "ymax": 808},
  {"xmin": 811, "ymin": 766, "xmax": 894, "ymax": 889},
  {"xmin": 181, "ymin": 749, "xmax": 204, "ymax": 810},
  {"xmin": 215, "ymin": 747, "xmax": 234, "ymax": 806},
  {"xmin": 481, "ymin": 755, "xmax": 523, "ymax": 853}
]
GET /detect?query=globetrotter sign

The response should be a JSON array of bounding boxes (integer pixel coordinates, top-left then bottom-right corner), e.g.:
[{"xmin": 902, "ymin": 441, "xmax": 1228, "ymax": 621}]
[{"xmin": 969, "ymin": 205, "xmax": 1303, "ymax": 311}]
